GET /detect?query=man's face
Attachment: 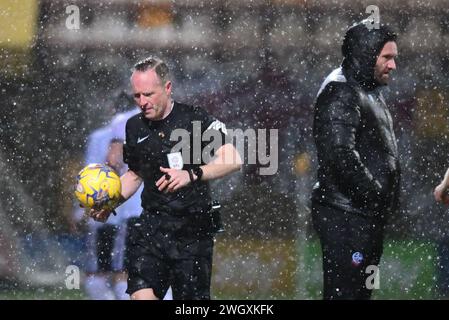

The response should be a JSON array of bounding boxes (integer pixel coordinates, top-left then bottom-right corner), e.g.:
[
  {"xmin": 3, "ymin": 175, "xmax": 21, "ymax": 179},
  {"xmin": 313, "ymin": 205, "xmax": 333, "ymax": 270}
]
[
  {"xmin": 374, "ymin": 41, "xmax": 398, "ymax": 85},
  {"xmin": 131, "ymin": 69, "xmax": 171, "ymax": 120}
]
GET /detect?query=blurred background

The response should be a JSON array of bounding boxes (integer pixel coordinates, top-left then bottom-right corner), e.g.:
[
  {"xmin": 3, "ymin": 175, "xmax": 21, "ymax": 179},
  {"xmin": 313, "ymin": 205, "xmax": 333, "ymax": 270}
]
[{"xmin": 1, "ymin": 0, "xmax": 449, "ymax": 299}]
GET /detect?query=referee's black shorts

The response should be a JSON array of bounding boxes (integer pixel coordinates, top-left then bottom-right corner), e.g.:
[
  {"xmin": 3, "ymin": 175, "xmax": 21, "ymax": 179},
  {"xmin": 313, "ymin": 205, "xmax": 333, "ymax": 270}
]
[{"xmin": 125, "ymin": 210, "xmax": 214, "ymax": 300}]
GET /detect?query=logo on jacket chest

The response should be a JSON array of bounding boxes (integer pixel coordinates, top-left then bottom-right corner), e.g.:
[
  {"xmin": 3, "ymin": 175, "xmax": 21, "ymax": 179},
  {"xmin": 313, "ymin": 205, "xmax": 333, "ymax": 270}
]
[{"xmin": 137, "ymin": 135, "xmax": 150, "ymax": 144}]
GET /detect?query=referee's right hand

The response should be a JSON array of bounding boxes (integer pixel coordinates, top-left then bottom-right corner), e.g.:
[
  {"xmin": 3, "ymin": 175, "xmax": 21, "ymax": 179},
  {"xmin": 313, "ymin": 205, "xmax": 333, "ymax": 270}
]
[{"xmin": 88, "ymin": 207, "xmax": 112, "ymax": 223}]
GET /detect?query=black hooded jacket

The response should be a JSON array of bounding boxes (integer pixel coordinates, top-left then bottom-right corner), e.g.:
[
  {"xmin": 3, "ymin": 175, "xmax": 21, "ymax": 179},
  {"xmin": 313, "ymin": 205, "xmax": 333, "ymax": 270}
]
[{"xmin": 312, "ymin": 22, "xmax": 400, "ymax": 219}]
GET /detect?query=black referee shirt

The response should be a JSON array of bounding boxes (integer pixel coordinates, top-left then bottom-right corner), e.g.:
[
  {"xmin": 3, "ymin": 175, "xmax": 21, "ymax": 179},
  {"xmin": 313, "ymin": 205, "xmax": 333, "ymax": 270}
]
[{"xmin": 123, "ymin": 101, "xmax": 229, "ymax": 214}]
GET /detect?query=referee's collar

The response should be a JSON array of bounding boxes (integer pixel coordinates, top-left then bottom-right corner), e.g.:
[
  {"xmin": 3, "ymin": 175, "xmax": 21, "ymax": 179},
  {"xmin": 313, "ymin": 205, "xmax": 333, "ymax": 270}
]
[
  {"xmin": 163, "ymin": 100, "xmax": 175, "ymax": 120},
  {"xmin": 142, "ymin": 100, "xmax": 176, "ymax": 126}
]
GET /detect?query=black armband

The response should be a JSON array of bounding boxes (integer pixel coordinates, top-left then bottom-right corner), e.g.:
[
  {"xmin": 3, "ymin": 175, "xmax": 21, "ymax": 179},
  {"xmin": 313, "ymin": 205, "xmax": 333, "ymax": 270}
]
[
  {"xmin": 111, "ymin": 194, "xmax": 127, "ymax": 215},
  {"xmin": 187, "ymin": 169, "xmax": 195, "ymax": 183},
  {"xmin": 116, "ymin": 194, "xmax": 127, "ymax": 207},
  {"xmin": 191, "ymin": 166, "xmax": 203, "ymax": 182}
]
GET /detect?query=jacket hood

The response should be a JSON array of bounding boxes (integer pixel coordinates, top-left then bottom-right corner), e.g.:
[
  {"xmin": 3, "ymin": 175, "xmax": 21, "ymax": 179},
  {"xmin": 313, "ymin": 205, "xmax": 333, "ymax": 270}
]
[{"xmin": 341, "ymin": 20, "xmax": 397, "ymax": 90}]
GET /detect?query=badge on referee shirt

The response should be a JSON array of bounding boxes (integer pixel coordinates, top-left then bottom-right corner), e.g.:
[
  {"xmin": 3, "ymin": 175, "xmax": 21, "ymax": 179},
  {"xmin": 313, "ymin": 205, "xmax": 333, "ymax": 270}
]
[{"xmin": 167, "ymin": 152, "xmax": 183, "ymax": 170}]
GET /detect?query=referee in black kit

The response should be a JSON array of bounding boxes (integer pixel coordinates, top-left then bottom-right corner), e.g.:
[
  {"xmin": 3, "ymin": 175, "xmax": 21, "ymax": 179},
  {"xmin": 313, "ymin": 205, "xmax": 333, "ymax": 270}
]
[{"xmin": 90, "ymin": 56, "xmax": 242, "ymax": 300}]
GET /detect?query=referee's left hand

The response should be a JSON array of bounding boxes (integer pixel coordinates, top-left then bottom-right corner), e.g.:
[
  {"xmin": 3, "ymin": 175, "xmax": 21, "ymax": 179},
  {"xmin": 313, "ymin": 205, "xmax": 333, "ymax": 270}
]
[{"xmin": 156, "ymin": 167, "xmax": 191, "ymax": 193}]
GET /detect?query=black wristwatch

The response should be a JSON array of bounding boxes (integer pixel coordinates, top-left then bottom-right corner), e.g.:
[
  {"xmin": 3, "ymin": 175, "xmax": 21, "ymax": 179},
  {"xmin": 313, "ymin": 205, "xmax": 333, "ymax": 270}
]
[{"xmin": 191, "ymin": 166, "xmax": 203, "ymax": 183}]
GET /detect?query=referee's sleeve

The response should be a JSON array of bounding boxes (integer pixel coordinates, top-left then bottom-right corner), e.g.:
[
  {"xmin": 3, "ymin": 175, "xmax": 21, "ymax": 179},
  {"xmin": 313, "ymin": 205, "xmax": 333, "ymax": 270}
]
[
  {"xmin": 123, "ymin": 120, "xmax": 140, "ymax": 173},
  {"xmin": 195, "ymin": 106, "xmax": 232, "ymax": 147}
]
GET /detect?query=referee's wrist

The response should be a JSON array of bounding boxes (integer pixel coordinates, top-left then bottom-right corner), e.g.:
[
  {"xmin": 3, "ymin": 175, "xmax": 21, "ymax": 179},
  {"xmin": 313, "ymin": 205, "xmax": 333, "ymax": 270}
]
[
  {"xmin": 191, "ymin": 166, "xmax": 203, "ymax": 183},
  {"xmin": 188, "ymin": 167, "xmax": 203, "ymax": 183},
  {"xmin": 187, "ymin": 169, "xmax": 195, "ymax": 183},
  {"xmin": 114, "ymin": 194, "xmax": 126, "ymax": 209}
]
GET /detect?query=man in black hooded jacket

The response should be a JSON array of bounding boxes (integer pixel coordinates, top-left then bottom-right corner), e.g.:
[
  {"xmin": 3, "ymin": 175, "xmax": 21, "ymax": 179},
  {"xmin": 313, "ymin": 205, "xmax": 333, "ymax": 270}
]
[{"xmin": 312, "ymin": 21, "xmax": 400, "ymax": 300}]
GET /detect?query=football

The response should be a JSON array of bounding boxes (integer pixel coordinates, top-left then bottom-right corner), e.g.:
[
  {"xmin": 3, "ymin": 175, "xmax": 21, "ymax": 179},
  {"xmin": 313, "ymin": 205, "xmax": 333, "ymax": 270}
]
[{"xmin": 74, "ymin": 163, "xmax": 122, "ymax": 210}]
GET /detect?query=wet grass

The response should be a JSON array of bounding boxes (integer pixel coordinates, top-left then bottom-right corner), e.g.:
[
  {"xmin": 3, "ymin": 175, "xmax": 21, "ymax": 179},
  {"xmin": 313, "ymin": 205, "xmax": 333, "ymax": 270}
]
[{"xmin": 0, "ymin": 287, "xmax": 87, "ymax": 300}]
